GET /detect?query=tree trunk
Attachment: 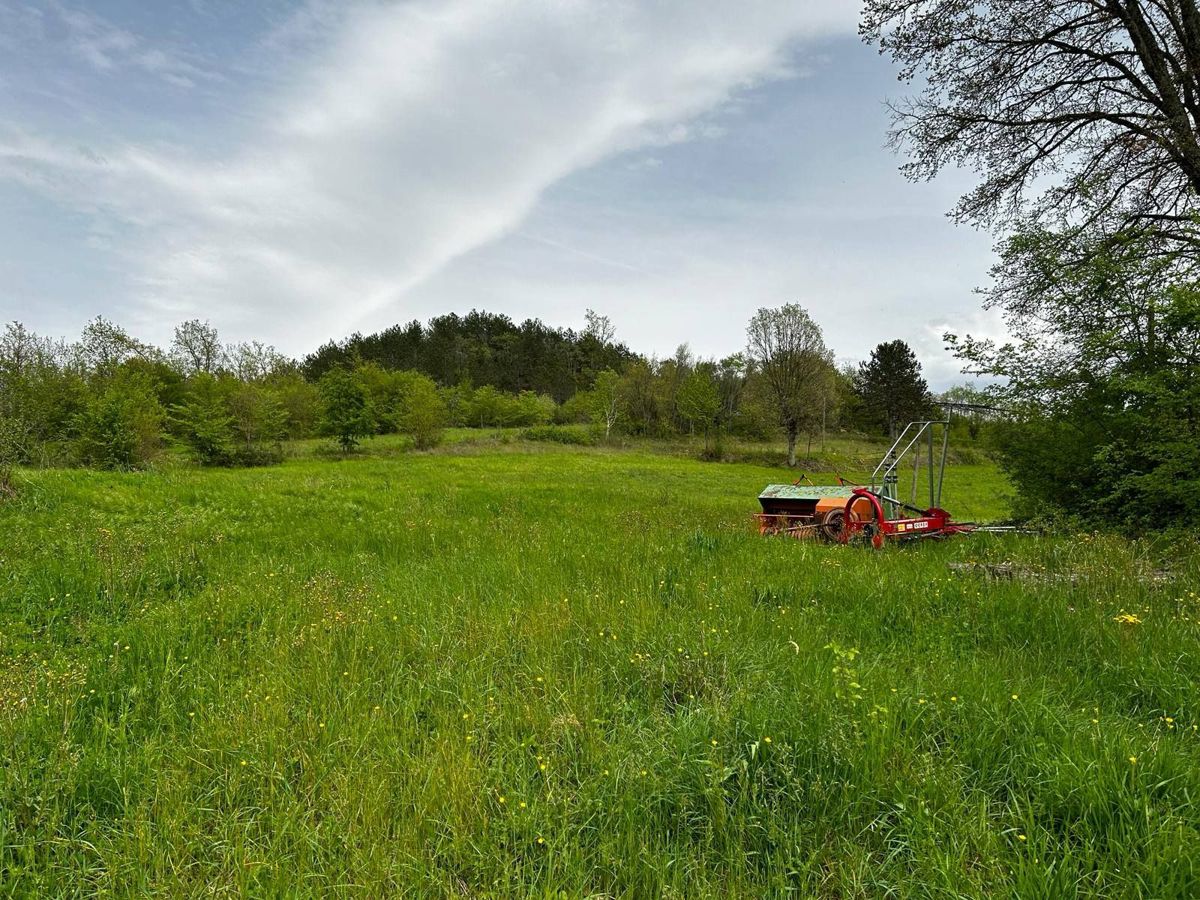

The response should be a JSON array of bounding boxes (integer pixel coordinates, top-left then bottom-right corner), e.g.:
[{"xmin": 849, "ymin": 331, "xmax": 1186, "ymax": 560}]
[{"xmin": 786, "ymin": 423, "xmax": 798, "ymax": 467}]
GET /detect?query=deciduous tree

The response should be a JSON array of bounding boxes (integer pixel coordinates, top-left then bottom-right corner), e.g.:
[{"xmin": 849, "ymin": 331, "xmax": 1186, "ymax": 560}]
[
  {"xmin": 395, "ymin": 372, "xmax": 448, "ymax": 449},
  {"xmin": 677, "ymin": 364, "xmax": 720, "ymax": 449},
  {"xmin": 746, "ymin": 304, "xmax": 834, "ymax": 467},
  {"xmin": 318, "ymin": 368, "xmax": 374, "ymax": 454},
  {"xmin": 863, "ymin": 0, "xmax": 1200, "ymax": 252},
  {"xmin": 950, "ymin": 228, "xmax": 1200, "ymax": 524},
  {"xmin": 170, "ymin": 320, "xmax": 222, "ymax": 376},
  {"xmin": 591, "ymin": 369, "xmax": 622, "ymax": 439}
]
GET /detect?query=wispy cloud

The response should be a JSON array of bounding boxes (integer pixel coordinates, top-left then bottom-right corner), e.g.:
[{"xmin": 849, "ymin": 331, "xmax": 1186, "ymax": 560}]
[
  {"xmin": 1, "ymin": 0, "xmax": 858, "ymax": 343},
  {"xmin": 46, "ymin": 1, "xmax": 219, "ymax": 87}
]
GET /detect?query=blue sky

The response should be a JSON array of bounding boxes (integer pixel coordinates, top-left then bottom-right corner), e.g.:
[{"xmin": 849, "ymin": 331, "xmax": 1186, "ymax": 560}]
[{"xmin": 0, "ymin": 0, "xmax": 1001, "ymax": 386}]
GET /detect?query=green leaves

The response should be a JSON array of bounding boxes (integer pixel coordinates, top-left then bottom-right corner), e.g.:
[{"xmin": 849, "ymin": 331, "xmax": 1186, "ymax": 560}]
[
  {"xmin": 317, "ymin": 368, "xmax": 375, "ymax": 454},
  {"xmin": 961, "ymin": 229, "xmax": 1200, "ymax": 528}
]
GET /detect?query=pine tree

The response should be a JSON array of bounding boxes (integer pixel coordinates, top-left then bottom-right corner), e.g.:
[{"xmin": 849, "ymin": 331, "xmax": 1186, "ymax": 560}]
[{"xmin": 855, "ymin": 340, "xmax": 932, "ymax": 437}]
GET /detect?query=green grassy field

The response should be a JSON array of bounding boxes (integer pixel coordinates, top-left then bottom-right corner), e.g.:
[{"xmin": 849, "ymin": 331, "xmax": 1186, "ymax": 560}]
[{"xmin": 2, "ymin": 441, "xmax": 1198, "ymax": 897}]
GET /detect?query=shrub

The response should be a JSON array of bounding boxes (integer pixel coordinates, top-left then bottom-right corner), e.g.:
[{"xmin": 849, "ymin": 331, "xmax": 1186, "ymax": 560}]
[
  {"xmin": 357, "ymin": 362, "xmax": 407, "ymax": 434},
  {"xmin": 268, "ymin": 372, "xmax": 321, "ymax": 438},
  {"xmin": 73, "ymin": 371, "xmax": 165, "ymax": 469},
  {"xmin": 172, "ymin": 374, "xmax": 235, "ymax": 466},
  {"xmin": 0, "ymin": 414, "xmax": 27, "ymax": 497},
  {"xmin": 318, "ymin": 368, "xmax": 374, "ymax": 453},
  {"xmin": 515, "ymin": 391, "xmax": 557, "ymax": 426},
  {"xmin": 466, "ymin": 386, "xmax": 519, "ymax": 427},
  {"xmin": 521, "ymin": 425, "xmax": 592, "ymax": 446},
  {"xmin": 226, "ymin": 382, "xmax": 287, "ymax": 465},
  {"xmin": 554, "ymin": 392, "xmax": 593, "ymax": 425},
  {"xmin": 394, "ymin": 372, "xmax": 447, "ymax": 449}
]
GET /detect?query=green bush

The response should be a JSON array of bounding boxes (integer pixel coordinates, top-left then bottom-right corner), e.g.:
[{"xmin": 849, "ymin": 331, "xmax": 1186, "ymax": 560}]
[
  {"xmin": 521, "ymin": 425, "xmax": 593, "ymax": 445},
  {"xmin": 73, "ymin": 371, "xmax": 165, "ymax": 470},
  {"xmin": 554, "ymin": 391, "xmax": 593, "ymax": 425},
  {"xmin": 267, "ymin": 371, "xmax": 321, "ymax": 439},
  {"xmin": 226, "ymin": 382, "xmax": 287, "ymax": 465},
  {"xmin": 173, "ymin": 376, "xmax": 288, "ymax": 467},
  {"xmin": 0, "ymin": 414, "xmax": 26, "ymax": 497},
  {"xmin": 951, "ymin": 230, "xmax": 1200, "ymax": 529},
  {"xmin": 172, "ymin": 374, "xmax": 236, "ymax": 466},
  {"xmin": 393, "ymin": 372, "xmax": 447, "ymax": 450},
  {"xmin": 318, "ymin": 368, "xmax": 374, "ymax": 453},
  {"xmin": 515, "ymin": 391, "xmax": 556, "ymax": 426}
]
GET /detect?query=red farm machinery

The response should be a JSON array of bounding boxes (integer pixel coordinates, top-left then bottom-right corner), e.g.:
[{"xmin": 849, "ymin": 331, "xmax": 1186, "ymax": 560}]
[{"xmin": 756, "ymin": 420, "xmax": 976, "ymax": 548}]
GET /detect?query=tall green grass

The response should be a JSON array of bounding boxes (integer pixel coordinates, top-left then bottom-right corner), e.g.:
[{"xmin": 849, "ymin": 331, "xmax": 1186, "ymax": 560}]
[{"xmin": 0, "ymin": 447, "xmax": 1197, "ymax": 896}]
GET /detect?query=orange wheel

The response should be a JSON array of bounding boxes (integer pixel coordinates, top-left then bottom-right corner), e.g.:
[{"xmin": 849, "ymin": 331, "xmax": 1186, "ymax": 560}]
[{"xmin": 819, "ymin": 508, "xmax": 845, "ymax": 543}]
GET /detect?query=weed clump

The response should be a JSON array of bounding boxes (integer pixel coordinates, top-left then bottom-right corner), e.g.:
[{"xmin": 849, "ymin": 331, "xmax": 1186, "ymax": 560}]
[{"xmin": 521, "ymin": 425, "xmax": 593, "ymax": 446}]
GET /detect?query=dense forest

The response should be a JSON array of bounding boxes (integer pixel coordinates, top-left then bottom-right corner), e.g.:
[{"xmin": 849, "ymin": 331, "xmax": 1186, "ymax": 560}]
[{"xmin": 300, "ymin": 310, "xmax": 636, "ymax": 399}]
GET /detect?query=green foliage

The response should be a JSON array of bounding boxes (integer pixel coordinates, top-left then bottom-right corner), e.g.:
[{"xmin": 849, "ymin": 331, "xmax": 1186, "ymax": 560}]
[
  {"xmin": 0, "ymin": 413, "xmax": 26, "ymax": 497},
  {"xmin": 590, "ymin": 369, "xmax": 622, "ymax": 438},
  {"xmin": 318, "ymin": 368, "xmax": 374, "ymax": 453},
  {"xmin": 393, "ymin": 371, "xmax": 448, "ymax": 450},
  {"xmin": 357, "ymin": 361, "xmax": 407, "ymax": 434},
  {"xmin": 553, "ymin": 391, "xmax": 593, "ymax": 425},
  {"xmin": 520, "ymin": 424, "xmax": 593, "ymax": 445},
  {"xmin": 940, "ymin": 382, "xmax": 998, "ymax": 443},
  {"xmin": 616, "ymin": 359, "xmax": 660, "ymax": 436},
  {"xmin": 465, "ymin": 385, "xmax": 508, "ymax": 427},
  {"xmin": 225, "ymin": 381, "xmax": 287, "ymax": 465},
  {"xmin": 115, "ymin": 357, "xmax": 188, "ymax": 411},
  {"xmin": 302, "ymin": 309, "xmax": 636, "ymax": 399},
  {"xmin": 855, "ymin": 340, "xmax": 933, "ymax": 436},
  {"xmin": 3, "ymin": 309, "xmax": 960, "ymax": 476},
  {"xmin": 458, "ymin": 386, "xmax": 559, "ymax": 428},
  {"xmin": 729, "ymin": 376, "xmax": 779, "ymax": 441},
  {"xmin": 746, "ymin": 304, "xmax": 836, "ymax": 466},
  {"xmin": 72, "ymin": 370, "xmax": 165, "ymax": 470},
  {"xmin": 75, "ymin": 316, "xmax": 155, "ymax": 374},
  {"xmin": 170, "ymin": 318, "xmax": 222, "ymax": 375},
  {"xmin": 677, "ymin": 366, "xmax": 719, "ymax": 435},
  {"xmin": 438, "ymin": 382, "xmax": 474, "ymax": 427},
  {"xmin": 516, "ymin": 391, "xmax": 556, "ymax": 427},
  {"xmin": 173, "ymin": 376, "xmax": 287, "ymax": 467},
  {"xmin": 172, "ymin": 374, "xmax": 236, "ymax": 466},
  {"xmin": 951, "ymin": 229, "xmax": 1200, "ymax": 528},
  {"xmin": 1, "ymin": 323, "xmax": 83, "ymax": 464},
  {"xmin": 266, "ymin": 371, "xmax": 321, "ymax": 439}
]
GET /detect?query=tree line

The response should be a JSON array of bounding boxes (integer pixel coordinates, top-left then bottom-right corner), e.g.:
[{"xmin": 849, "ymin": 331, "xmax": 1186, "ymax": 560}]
[{"xmin": 0, "ymin": 306, "xmax": 940, "ymax": 479}]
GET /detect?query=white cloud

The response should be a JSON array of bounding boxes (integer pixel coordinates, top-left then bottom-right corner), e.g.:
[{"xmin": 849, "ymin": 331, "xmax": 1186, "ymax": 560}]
[{"xmin": 1, "ymin": 0, "xmax": 859, "ymax": 345}]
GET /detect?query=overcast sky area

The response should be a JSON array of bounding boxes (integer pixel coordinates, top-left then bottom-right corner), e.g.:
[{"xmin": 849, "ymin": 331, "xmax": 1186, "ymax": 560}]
[{"xmin": 0, "ymin": 0, "xmax": 1003, "ymax": 388}]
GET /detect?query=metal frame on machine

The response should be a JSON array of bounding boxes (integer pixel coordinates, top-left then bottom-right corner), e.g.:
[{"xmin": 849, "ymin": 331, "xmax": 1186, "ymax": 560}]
[
  {"xmin": 869, "ymin": 420, "xmax": 950, "ymax": 519},
  {"xmin": 834, "ymin": 420, "xmax": 972, "ymax": 548}
]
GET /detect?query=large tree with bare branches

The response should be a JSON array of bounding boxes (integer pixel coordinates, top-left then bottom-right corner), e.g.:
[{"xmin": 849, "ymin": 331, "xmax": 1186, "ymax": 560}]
[
  {"xmin": 746, "ymin": 304, "xmax": 835, "ymax": 467},
  {"xmin": 862, "ymin": 1, "xmax": 1200, "ymax": 247},
  {"xmin": 170, "ymin": 319, "xmax": 223, "ymax": 376}
]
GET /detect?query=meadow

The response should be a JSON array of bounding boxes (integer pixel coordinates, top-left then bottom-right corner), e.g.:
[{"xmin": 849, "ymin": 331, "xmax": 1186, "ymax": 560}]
[{"xmin": 1, "ymin": 436, "xmax": 1198, "ymax": 897}]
